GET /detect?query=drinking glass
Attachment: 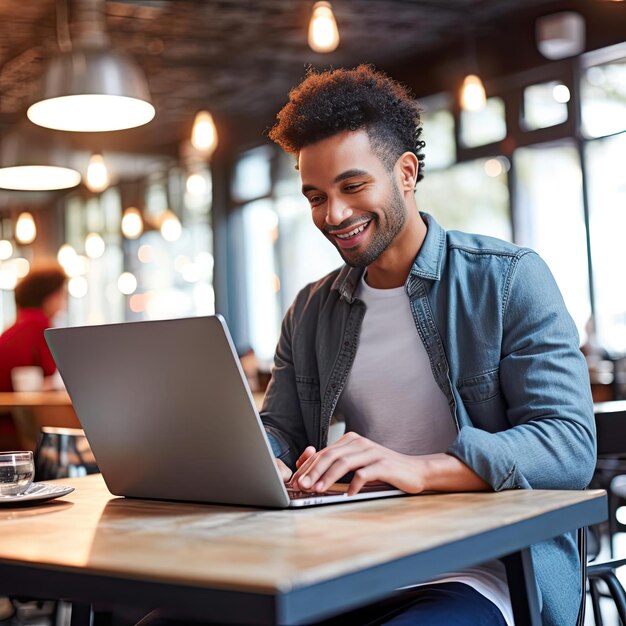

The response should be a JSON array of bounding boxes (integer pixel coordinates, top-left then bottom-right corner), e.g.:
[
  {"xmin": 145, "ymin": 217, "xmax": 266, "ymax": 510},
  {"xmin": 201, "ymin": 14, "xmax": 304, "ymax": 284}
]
[{"xmin": 0, "ymin": 451, "xmax": 35, "ymax": 496}]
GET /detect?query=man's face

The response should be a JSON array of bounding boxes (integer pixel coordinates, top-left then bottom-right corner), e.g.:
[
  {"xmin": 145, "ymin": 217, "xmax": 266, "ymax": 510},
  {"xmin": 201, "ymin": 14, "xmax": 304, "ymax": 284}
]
[{"xmin": 298, "ymin": 130, "xmax": 407, "ymax": 268}]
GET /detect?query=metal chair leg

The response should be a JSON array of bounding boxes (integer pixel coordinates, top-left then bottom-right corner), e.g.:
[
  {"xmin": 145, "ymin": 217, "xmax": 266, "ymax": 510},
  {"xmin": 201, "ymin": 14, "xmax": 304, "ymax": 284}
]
[
  {"xmin": 601, "ymin": 571, "xmax": 626, "ymax": 625},
  {"xmin": 589, "ymin": 579, "xmax": 604, "ymax": 626}
]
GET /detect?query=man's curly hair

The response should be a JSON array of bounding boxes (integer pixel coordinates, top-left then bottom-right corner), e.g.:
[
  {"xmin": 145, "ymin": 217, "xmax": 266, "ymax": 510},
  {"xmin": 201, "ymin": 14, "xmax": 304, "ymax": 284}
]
[{"xmin": 269, "ymin": 64, "xmax": 425, "ymax": 183}]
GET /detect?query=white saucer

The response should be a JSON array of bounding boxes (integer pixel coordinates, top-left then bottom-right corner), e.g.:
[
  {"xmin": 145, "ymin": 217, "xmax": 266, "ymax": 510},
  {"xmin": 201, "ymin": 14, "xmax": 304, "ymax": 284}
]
[{"xmin": 0, "ymin": 482, "xmax": 74, "ymax": 505}]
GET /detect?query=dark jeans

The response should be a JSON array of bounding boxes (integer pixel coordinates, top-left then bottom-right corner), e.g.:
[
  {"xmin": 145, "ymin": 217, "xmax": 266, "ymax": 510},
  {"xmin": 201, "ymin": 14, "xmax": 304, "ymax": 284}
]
[
  {"xmin": 139, "ymin": 582, "xmax": 508, "ymax": 626},
  {"xmin": 313, "ymin": 582, "xmax": 508, "ymax": 626}
]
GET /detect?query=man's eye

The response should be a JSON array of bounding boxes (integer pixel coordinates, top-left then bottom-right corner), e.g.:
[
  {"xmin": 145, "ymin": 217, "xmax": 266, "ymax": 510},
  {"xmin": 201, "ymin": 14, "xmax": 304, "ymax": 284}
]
[
  {"xmin": 344, "ymin": 183, "xmax": 364, "ymax": 192},
  {"xmin": 309, "ymin": 195, "xmax": 325, "ymax": 206}
]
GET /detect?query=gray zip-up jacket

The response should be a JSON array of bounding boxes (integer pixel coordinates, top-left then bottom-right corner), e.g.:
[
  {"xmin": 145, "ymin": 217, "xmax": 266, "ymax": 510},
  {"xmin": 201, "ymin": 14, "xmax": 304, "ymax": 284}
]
[{"xmin": 261, "ymin": 212, "xmax": 596, "ymax": 626}]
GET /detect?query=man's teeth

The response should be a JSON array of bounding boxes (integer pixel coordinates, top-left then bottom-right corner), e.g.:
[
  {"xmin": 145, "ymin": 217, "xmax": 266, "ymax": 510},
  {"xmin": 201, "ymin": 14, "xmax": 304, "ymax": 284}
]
[{"xmin": 336, "ymin": 222, "xmax": 369, "ymax": 239}]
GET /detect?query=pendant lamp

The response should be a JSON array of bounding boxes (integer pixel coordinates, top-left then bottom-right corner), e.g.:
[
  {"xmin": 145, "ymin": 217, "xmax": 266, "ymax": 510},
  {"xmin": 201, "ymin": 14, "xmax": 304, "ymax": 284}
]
[
  {"xmin": 27, "ymin": 0, "xmax": 154, "ymax": 132},
  {"xmin": 0, "ymin": 125, "xmax": 81, "ymax": 191}
]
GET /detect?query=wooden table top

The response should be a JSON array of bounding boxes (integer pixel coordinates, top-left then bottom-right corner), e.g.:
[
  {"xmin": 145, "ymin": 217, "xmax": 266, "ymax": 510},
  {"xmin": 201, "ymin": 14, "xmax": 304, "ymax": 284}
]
[
  {"xmin": 0, "ymin": 391, "xmax": 73, "ymax": 408},
  {"xmin": 0, "ymin": 474, "xmax": 605, "ymax": 595},
  {"xmin": 0, "ymin": 390, "xmax": 266, "ymax": 411}
]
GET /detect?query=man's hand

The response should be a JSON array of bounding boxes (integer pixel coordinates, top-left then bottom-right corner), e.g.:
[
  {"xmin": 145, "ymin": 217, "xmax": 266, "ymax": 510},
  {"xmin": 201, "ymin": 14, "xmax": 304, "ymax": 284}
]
[
  {"xmin": 290, "ymin": 432, "xmax": 490, "ymax": 496},
  {"xmin": 275, "ymin": 458, "xmax": 293, "ymax": 483}
]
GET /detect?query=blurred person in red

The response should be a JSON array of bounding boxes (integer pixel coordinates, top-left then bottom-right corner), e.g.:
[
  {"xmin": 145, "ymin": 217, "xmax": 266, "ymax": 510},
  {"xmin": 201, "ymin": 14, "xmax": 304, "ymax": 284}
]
[{"xmin": 0, "ymin": 264, "xmax": 67, "ymax": 449}]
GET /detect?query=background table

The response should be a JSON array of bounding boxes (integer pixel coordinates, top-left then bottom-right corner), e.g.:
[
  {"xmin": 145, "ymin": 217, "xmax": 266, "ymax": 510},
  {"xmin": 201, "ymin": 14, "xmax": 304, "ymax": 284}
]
[
  {"xmin": 0, "ymin": 474, "xmax": 606, "ymax": 626},
  {"xmin": 0, "ymin": 391, "xmax": 80, "ymax": 449}
]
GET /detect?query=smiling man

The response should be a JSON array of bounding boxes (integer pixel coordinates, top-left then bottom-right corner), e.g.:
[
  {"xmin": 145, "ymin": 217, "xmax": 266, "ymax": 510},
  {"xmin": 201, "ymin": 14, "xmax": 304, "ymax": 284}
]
[{"xmin": 263, "ymin": 65, "xmax": 595, "ymax": 626}]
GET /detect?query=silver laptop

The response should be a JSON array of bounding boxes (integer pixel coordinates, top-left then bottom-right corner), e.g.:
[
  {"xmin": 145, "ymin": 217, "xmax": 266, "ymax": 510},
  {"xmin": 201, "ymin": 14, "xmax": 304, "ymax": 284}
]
[{"xmin": 45, "ymin": 315, "xmax": 405, "ymax": 508}]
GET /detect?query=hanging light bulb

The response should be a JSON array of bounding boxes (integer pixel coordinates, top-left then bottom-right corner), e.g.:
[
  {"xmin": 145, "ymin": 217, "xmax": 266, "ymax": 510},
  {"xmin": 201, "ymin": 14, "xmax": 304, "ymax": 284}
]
[
  {"xmin": 58, "ymin": 243, "xmax": 77, "ymax": 269},
  {"xmin": 85, "ymin": 232, "xmax": 106, "ymax": 259},
  {"xmin": 160, "ymin": 211, "xmax": 182, "ymax": 242},
  {"xmin": 68, "ymin": 276, "xmax": 89, "ymax": 298},
  {"xmin": 15, "ymin": 212, "xmax": 37, "ymax": 244},
  {"xmin": 118, "ymin": 272, "xmax": 138, "ymax": 295},
  {"xmin": 7, "ymin": 257, "xmax": 30, "ymax": 279},
  {"xmin": 121, "ymin": 207, "xmax": 144, "ymax": 239},
  {"xmin": 461, "ymin": 74, "xmax": 487, "ymax": 112},
  {"xmin": 0, "ymin": 240, "xmax": 13, "ymax": 261},
  {"xmin": 86, "ymin": 153, "xmax": 110, "ymax": 193},
  {"xmin": 308, "ymin": 1, "xmax": 340, "ymax": 53},
  {"xmin": 191, "ymin": 111, "xmax": 218, "ymax": 155}
]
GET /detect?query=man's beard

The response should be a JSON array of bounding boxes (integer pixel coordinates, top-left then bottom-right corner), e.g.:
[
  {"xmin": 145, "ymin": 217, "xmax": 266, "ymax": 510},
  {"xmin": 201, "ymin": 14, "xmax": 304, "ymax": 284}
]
[{"xmin": 337, "ymin": 180, "xmax": 407, "ymax": 268}]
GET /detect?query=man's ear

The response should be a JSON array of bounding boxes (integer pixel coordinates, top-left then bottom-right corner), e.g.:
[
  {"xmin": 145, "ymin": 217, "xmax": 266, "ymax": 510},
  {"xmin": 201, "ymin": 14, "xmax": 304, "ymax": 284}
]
[{"xmin": 397, "ymin": 152, "xmax": 419, "ymax": 191}]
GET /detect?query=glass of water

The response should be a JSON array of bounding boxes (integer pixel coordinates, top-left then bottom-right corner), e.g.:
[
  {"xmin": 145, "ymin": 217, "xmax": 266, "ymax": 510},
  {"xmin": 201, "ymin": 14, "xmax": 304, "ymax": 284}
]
[{"xmin": 0, "ymin": 451, "xmax": 35, "ymax": 496}]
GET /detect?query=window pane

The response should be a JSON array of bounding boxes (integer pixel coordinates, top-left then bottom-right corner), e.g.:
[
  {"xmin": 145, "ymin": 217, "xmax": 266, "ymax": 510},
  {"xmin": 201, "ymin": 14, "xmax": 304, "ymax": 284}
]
[
  {"xmin": 421, "ymin": 107, "xmax": 455, "ymax": 170},
  {"xmin": 242, "ymin": 199, "xmax": 281, "ymax": 361},
  {"xmin": 513, "ymin": 142, "xmax": 590, "ymax": 338},
  {"xmin": 243, "ymin": 152, "xmax": 342, "ymax": 361},
  {"xmin": 460, "ymin": 97, "xmax": 507, "ymax": 148},
  {"xmin": 417, "ymin": 157, "xmax": 511, "ymax": 241},
  {"xmin": 582, "ymin": 58, "xmax": 626, "ymax": 139},
  {"xmin": 232, "ymin": 146, "xmax": 272, "ymax": 202},
  {"xmin": 523, "ymin": 81, "xmax": 569, "ymax": 130},
  {"xmin": 127, "ymin": 178, "xmax": 214, "ymax": 322},
  {"xmin": 275, "ymin": 195, "xmax": 342, "ymax": 312},
  {"xmin": 586, "ymin": 132, "xmax": 626, "ymax": 353}
]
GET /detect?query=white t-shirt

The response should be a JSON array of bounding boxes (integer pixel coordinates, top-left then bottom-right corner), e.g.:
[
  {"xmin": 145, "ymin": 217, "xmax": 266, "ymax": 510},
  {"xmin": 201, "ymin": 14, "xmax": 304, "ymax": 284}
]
[{"xmin": 334, "ymin": 273, "xmax": 514, "ymax": 626}]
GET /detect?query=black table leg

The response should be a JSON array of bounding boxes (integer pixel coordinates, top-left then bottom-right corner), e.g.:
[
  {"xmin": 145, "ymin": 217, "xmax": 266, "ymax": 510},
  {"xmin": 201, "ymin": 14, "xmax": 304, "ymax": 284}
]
[
  {"xmin": 503, "ymin": 549, "xmax": 542, "ymax": 626},
  {"xmin": 70, "ymin": 602, "xmax": 94, "ymax": 626}
]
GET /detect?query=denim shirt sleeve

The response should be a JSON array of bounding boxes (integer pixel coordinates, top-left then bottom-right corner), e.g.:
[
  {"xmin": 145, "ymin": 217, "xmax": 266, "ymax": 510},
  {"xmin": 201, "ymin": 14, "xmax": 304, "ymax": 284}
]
[
  {"xmin": 259, "ymin": 293, "xmax": 310, "ymax": 470},
  {"xmin": 448, "ymin": 250, "xmax": 596, "ymax": 491}
]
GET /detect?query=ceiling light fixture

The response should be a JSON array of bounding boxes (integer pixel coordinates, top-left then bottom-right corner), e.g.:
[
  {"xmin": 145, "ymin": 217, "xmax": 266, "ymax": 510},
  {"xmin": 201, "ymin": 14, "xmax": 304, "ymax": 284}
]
[
  {"xmin": 118, "ymin": 271, "xmax": 138, "ymax": 295},
  {"xmin": 86, "ymin": 153, "xmax": 110, "ymax": 193},
  {"xmin": 58, "ymin": 244, "xmax": 78, "ymax": 269},
  {"xmin": 15, "ymin": 213, "xmax": 37, "ymax": 245},
  {"xmin": 461, "ymin": 74, "xmax": 487, "ymax": 112},
  {"xmin": 0, "ymin": 126, "xmax": 81, "ymax": 191},
  {"xmin": 536, "ymin": 12, "xmax": 585, "ymax": 60},
  {"xmin": 27, "ymin": 0, "xmax": 154, "ymax": 132},
  {"xmin": 460, "ymin": 25, "xmax": 486, "ymax": 112},
  {"xmin": 191, "ymin": 111, "xmax": 218, "ymax": 155},
  {"xmin": 160, "ymin": 210, "xmax": 182, "ymax": 242},
  {"xmin": 0, "ymin": 240, "xmax": 13, "ymax": 261},
  {"xmin": 85, "ymin": 232, "xmax": 106, "ymax": 259},
  {"xmin": 121, "ymin": 207, "xmax": 144, "ymax": 239},
  {"xmin": 308, "ymin": 1, "xmax": 340, "ymax": 53}
]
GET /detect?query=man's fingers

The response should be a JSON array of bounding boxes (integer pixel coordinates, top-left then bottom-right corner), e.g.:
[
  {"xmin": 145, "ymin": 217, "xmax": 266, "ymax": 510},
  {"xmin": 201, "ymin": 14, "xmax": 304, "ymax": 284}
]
[
  {"xmin": 296, "ymin": 446, "xmax": 317, "ymax": 469},
  {"xmin": 275, "ymin": 459, "xmax": 293, "ymax": 483},
  {"xmin": 291, "ymin": 434, "xmax": 375, "ymax": 490},
  {"xmin": 348, "ymin": 464, "xmax": 382, "ymax": 495},
  {"xmin": 311, "ymin": 450, "xmax": 380, "ymax": 492},
  {"xmin": 298, "ymin": 441, "xmax": 374, "ymax": 490}
]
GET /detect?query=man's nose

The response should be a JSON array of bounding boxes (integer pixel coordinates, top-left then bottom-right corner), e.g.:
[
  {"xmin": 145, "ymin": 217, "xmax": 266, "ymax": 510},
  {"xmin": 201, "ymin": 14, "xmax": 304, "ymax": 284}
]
[{"xmin": 325, "ymin": 196, "xmax": 353, "ymax": 226}]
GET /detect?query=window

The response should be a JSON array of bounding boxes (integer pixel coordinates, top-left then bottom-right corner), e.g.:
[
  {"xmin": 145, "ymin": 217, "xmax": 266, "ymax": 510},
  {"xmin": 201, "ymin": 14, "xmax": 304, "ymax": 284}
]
[
  {"xmin": 522, "ymin": 81, "xmax": 569, "ymax": 131},
  {"xmin": 126, "ymin": 175, "xmax": 214, "ymax": 322},
  {"xmin": 582, "ymin": 55, "xmax": 626, "ymax": 139},
  {"xmin": 513, "ymin": 142, "xmax": 590, "ymax": 338},
  {"xmin": 239, "ymin": 151, "xmax": 341, "ymax": 361},
  {"xmin": 586, "ymin": 132, "xmax": 626, "ymax": 353},
  {"xmin": 232, "ymin": 146, "xmax": 272, "ymax": 203},
  {"xmin": 419, "ymin": 94, "xmax": 455, "ymax": 170},
  {"xmin": 460, "ymin": 97, "xmax": 507, "ymax": 148},
  {"xmin": 417, "ymin": 157, "xmax": 511, "ymax": 241}
]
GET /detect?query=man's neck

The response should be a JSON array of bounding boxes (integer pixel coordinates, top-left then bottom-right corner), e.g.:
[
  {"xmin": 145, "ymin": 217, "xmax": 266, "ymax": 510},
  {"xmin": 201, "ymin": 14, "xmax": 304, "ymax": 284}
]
[{"xmin": 365, "ymin": 212, "xmax": 427, "ymax": 289}]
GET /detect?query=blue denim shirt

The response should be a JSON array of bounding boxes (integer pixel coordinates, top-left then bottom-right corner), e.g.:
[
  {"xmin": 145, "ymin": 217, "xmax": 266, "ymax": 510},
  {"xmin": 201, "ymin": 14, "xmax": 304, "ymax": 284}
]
[{"xmin": 261, "ymin": 212, "xmax": 596, "ymax": 626}]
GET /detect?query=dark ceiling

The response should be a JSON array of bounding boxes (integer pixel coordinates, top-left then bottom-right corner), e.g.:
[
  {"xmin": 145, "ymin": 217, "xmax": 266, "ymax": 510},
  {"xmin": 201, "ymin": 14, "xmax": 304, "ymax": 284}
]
[{"xmin": 0, "ymin": 0, "xmax": 624, "ymax": 160}]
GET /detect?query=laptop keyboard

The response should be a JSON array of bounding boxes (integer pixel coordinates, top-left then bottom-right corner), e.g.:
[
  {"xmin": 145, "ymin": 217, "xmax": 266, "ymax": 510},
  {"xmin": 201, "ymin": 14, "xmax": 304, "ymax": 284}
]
[{"xmin": 287, "ymin": 488, "xmax": 342, "ymax": 500}]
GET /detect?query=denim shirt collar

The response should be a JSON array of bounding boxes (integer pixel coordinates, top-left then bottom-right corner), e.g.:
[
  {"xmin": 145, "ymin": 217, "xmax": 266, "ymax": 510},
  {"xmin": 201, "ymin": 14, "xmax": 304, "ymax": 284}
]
[{"xmin": 331, "ymin": 212, "xmax": 446, "ymax": 302}]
